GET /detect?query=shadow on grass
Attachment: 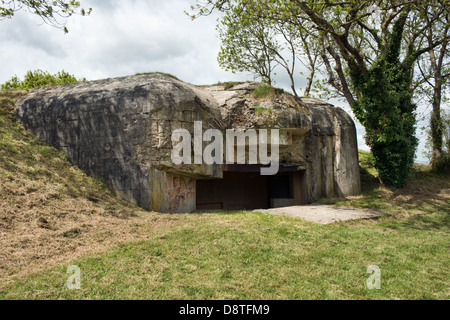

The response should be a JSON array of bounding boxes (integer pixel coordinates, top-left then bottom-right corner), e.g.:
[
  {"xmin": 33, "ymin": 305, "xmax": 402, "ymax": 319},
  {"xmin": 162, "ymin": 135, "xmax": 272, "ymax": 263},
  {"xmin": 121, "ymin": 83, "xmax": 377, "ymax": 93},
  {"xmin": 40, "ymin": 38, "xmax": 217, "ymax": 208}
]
[
  {"xmin": 382, "ymin": 211, "xmax": 450, "ymax": 232},
  {"xmin": 321, "ymin": 154, "xmax": 449, "ymax": 220}
]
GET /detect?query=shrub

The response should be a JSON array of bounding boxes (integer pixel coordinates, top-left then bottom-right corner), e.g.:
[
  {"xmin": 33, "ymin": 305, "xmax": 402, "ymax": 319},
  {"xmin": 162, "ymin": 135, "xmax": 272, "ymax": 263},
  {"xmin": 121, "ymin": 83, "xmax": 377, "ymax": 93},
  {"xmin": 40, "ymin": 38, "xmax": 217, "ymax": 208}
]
[
  {"xmin": 1, "ymin": 70, "xmax": 84, "ymax": 90},
  {"xmin": 432, "ymin": 152, "xmax": 450, "ymax": 174},
  {"xmin": 252, "ymin": 84, "xmax": 284, "ymax": 99}
]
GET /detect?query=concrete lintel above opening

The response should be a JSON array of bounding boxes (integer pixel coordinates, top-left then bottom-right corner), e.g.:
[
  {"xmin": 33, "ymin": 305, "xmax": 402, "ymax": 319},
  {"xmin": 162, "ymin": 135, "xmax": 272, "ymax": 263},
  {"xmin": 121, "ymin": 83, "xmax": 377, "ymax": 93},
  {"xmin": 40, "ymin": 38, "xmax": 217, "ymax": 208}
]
[{"xmin": 222, "ymin": 164, "xmax": 304, "ymax": 173}]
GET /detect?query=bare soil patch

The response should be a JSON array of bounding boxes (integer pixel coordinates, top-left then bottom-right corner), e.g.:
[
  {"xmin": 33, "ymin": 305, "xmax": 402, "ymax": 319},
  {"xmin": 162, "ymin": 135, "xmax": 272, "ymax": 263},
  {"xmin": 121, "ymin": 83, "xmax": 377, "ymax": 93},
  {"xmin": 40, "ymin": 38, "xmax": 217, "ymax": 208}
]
[{"xmin": 255, "ymin": 205, "xmax": 386, "ymax": 224}]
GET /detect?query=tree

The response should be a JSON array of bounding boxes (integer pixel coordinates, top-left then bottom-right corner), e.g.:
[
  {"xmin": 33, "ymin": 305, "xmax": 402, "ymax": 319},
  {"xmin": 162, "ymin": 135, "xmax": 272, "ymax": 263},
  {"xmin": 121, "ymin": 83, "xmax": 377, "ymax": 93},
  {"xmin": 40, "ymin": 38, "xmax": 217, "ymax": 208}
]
[
  {"xmin": 423, "ymin": 109, "xmax": 450, "ymax": 172},
  {"xmin": 217, "ymin": 5, "xmax": 278, "ymax": 86},
  {"xmin": 0, "ymin": 0, "xmax": 91, "ymax": 32},
  {"xmin": 189, "ymin": 0, "xmax": 450, "ymax": 187},
  {"xmin": 412, "ymin": 4, "xmax": 450, "ymax": 166},
  {"xmin": 215, "ymin": 1, "xmax": 320, "ymax": 96},
  {"xmin": 349, "ymin": 13, "xmax": 419, "ymax": 187}
]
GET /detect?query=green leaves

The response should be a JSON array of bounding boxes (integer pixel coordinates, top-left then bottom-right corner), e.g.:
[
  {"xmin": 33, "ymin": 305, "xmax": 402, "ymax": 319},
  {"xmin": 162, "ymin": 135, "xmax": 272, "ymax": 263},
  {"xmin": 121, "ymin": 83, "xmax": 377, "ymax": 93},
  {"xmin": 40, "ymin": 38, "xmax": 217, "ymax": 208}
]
[
  {"xmin": 1, "ymin": 69, "xmax": 83, "ymax": 90},
  {"xmin": 0, "ymin": 0, "xmax": 91, "ymax": 32},
  {"xmin": 190, "ymin": 0, "xmax": 449, "ymax": 186},
  {"xmin": 350, "ymin": 16, "xmax": 419, "ymax": 187},
  {"xmin": 217, "ymin": 4, "xmax": 280, "ymax": 85}
]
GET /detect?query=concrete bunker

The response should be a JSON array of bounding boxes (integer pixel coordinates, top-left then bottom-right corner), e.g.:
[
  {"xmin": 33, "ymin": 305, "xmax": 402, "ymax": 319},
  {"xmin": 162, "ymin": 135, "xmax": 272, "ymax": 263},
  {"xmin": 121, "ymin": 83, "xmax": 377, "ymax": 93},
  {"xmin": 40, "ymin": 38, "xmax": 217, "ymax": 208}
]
[
  {"xmin": 16, "ymin": 74, "xmax": 361, "ymax": 213},
  {"xmin": 197, "ymin": 165, "xmax": 307, "ymax": 211}
]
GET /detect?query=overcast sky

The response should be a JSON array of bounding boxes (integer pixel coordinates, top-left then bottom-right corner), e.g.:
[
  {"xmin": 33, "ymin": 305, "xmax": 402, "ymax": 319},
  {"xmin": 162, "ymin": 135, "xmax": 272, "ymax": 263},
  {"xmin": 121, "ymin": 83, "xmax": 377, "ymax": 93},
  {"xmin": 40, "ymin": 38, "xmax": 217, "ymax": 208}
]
[{"xmin": 0, "ymin": 0, "xmax": 433, "ymax": 163}]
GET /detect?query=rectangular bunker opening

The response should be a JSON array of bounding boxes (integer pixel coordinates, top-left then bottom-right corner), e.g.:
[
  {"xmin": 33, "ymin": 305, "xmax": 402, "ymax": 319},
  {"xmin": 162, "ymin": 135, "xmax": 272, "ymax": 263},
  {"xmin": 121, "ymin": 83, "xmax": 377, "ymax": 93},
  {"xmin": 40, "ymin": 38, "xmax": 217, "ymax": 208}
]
[{"xmin": 196, "ymin": 165, "xmax": 307, "ymax": 211}]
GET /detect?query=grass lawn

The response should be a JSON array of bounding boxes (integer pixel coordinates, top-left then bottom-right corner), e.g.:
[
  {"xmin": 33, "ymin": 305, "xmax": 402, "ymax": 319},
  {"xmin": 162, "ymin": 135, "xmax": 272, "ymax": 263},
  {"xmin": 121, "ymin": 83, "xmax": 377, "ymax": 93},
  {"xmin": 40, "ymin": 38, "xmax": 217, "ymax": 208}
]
[
  {"xmin": 1, "ymin": 90, "xmax": 449, "ymax": 300},
  {"xmin": 2, "ymin": 210, "xmax": 448, "ymax": 300}
]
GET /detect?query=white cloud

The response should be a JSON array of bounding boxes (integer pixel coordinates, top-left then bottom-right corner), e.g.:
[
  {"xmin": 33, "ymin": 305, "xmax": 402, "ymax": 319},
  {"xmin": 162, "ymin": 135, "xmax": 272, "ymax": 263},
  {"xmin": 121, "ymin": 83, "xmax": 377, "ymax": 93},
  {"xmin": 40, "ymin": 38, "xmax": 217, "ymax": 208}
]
[{"xmin": 0, "ymin": 0, "xmax": 246, "ymax": 83}]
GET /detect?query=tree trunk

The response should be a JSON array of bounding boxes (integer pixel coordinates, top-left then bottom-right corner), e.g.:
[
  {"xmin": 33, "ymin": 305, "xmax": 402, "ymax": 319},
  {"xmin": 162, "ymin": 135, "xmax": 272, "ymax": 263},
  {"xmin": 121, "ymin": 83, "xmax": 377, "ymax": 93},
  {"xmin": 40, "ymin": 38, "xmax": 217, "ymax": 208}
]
[
  {"xmin": 304, "ymin": 68, "xmax": 315, "ymax": 97},
  {"xmin": 431, "ymin": 80, "xmax": 443, "ymax": 164},
  {"xmin": 289, "ymin": 72, "xmax": 298, "ymax": 97}
]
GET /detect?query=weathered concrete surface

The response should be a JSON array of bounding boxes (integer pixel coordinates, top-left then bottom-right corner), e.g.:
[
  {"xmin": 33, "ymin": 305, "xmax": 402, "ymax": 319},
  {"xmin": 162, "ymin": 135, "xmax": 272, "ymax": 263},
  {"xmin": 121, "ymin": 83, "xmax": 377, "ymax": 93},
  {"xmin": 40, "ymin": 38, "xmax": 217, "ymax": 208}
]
[
  {"xmin": 255, "ymin": 205, "xmax": 385, "ymax": 224},
  {"xmin": 16, "ymin": 74, "xmax": 222, "ymax": 212},
  {"xmin": 305, "ymin": 103, "xmax": 361, "ymax": 201},
  {"xmin": 204, "ymin": 83, "xmax": 361, "ymax": 203},
  {"xmin": 16, "ymin": 75, "xmax": 361, "ymax": 213}
]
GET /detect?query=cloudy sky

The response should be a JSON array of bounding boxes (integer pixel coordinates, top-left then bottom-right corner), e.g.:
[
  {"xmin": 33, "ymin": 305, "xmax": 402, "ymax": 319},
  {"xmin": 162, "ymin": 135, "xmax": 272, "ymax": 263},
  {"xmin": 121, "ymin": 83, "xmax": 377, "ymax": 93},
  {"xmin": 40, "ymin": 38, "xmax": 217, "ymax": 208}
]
[{"xmin": 0, "ymin": 0, "xmax": 432, "ymax": 163}]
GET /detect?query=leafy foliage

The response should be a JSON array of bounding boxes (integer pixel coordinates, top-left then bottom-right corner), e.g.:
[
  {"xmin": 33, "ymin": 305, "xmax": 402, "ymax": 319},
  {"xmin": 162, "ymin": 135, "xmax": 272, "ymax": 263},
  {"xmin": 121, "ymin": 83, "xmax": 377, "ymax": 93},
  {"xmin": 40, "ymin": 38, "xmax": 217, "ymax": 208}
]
[
  {"xmin": 412, "ymin": 4, "xmax": 450, "ymax": 165},
  {"xmin": 350, "ymin": 15, "xmax": 418, "ymax": 187},
  {"xmin": 424, "ymin": 109, "xmax": 450, "ymax": 173},
  {"xmin": 216, "ymin": 1, "xmax": 319, "ymax": 96},
  {"xmin": 0, "ymin": 0, "xmax": 91, "ymax": 33},
  {"xmin": 189, "ymin": 0, "xmax": 450, "ymax": 188},
  {"xmin": 432, "ymin": 152, "xmax": 450, "ymax": 173},
  {"xmin": 1, "ymin": 70, "xmax": 85, "ymax": 90},
  {"xmin": 217, "ymin": 6, "xmax": 278, "ymax": 86}
]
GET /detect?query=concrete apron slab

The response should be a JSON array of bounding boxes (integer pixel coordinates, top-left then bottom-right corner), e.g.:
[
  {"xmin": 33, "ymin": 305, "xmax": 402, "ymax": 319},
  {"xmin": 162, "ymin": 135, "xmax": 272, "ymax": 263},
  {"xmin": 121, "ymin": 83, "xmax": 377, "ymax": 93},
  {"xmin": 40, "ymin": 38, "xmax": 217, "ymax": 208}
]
[{"xmin": 254, "ymin": 205, "xmax": 386, "ymax": 224}]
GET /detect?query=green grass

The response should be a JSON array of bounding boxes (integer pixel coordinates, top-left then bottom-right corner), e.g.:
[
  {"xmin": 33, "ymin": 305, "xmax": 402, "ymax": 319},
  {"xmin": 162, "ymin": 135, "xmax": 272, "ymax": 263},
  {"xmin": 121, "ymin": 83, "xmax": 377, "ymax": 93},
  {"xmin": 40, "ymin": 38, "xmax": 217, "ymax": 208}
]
[
  {"xmin": 320, "ymin": 150, "xmax": 450, "ymax": 215},
  {"xmin": 0, "ymin": 90, "xmax": 114, "ymax": 199},
  {"xmin": 1, "ymin": 211, "xmax": 448, "ymax": 300},
  {"xmin": 254, "ymin": 105, "xmax": 274, "ymax": 118},
  {"xmin": 1, "ymin": 92, "xmax": 448, "ymax": 300},
  {"xmin": 134, "ymin": 72, "xmax": 180, "ymax": 81},
  {"xmin": 252, "ymin": 84, "xmax": 284, "ymax": 100},
  {"xmin": 203, "ymin": 81, "xmax": 248, "ymax": 90},
  {"xmin": 254, "ymin": 103, "xmax": 265, "ymax": 115}
]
